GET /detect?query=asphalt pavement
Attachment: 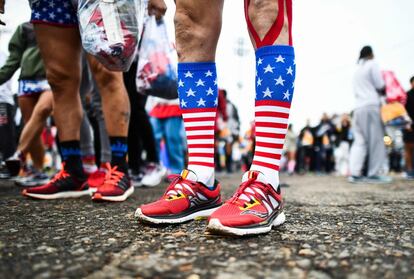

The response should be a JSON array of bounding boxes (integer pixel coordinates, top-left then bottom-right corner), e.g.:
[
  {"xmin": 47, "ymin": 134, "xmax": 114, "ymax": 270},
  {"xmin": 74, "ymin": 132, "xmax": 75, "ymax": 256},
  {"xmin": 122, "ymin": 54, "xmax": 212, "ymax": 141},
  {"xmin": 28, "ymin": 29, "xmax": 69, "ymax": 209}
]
[{"xmin": 0, "ymin": 173, "xmax": 413, "ymax": 279}]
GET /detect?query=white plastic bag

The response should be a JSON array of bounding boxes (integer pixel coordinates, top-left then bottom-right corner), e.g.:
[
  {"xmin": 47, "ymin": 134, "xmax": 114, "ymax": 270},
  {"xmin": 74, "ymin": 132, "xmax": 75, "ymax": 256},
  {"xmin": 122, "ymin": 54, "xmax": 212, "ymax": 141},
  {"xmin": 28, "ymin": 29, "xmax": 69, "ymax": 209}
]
[
  {"xmin": 136, "ymin": 16, "xmax": 178, "ymax": 99},
  {"xmin": 77, "ymin": 0, "xmax": 146, "ymax": 71}
]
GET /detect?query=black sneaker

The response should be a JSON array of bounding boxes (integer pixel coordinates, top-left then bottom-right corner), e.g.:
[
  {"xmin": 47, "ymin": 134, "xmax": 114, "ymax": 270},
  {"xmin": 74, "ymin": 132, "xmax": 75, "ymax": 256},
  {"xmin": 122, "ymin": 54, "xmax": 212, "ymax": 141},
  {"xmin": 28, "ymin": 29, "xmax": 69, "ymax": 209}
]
[
  {"xmin": 5, "ymin": 152, "xmax": 24, "ymax": 177},
  {"xmin": 22, "ymin": 165, "xmax": 89, "ymax": 199}
]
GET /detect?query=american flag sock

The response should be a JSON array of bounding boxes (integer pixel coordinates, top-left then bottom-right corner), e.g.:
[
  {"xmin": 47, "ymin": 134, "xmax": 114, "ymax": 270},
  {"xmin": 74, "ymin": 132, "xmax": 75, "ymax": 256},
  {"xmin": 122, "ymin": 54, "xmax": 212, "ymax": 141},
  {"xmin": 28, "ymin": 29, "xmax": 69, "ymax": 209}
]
[
  {"xmin": 178, "ymin": 62, "xmax": 218, "ymax": 188},
  {"xmin": 251, "ymin": 45, "xmax": 296, "ymax": 190}
]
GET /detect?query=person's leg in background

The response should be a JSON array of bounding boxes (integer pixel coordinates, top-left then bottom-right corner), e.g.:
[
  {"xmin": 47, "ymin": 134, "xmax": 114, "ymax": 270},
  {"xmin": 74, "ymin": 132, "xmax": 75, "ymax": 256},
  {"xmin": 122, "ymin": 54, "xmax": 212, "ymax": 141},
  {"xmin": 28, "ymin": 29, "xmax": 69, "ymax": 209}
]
[
  {"xmin": 164, "ymin": 116, "xmax": 185, "ymax": 175},
  {"xmin": 12, "ymin": 90, "xmax": 53, "ymax": 186},
  {"xmin": 0, "ymin": 102, "xmax": 16, "ymax": 164},
  {"xmin": 366, "ymin": 107, "xmax": 391, "ymax": 183},
  {"xmin": 349, "ymin": 109, "xmax": 368, "ymax": 182},
  {"xmin": 135, "ymin": 0, "xmax": 224, "ymax": 224},
  {"xmin": 208, "ymin": 0, "xmax": 295, "ymax": 235},
  {"xmin": 404, "ymin": 143, "xmax": 414, "ymax": 178},
  {"xmin": 123, "ymin": 60, "xmax": 144, "ymax": 174},
  {"xmin": 87, "ymin": 55, "xmax": 133, "ymax": 202},
  {"xmin": 22, "ymin": 22, "xmax": 89, "ymax": 199}
]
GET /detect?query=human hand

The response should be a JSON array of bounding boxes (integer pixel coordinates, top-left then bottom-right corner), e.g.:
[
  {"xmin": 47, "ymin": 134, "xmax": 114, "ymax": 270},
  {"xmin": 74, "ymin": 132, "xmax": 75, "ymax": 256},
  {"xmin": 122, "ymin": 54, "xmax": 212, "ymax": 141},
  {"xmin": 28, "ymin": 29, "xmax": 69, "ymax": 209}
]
[{"xmin": 148, "ymin": 0, "xmax": 167, "ymax": 20}]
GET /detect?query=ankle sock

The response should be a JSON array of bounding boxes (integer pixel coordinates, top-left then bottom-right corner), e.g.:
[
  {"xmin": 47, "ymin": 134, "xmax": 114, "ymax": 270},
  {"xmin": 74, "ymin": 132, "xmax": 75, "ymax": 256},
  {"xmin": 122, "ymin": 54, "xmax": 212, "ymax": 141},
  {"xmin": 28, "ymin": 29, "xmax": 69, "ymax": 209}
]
[
  {"xmin": 109, "ymin": 137, "xmax": 128, "ymax": 173},
  {"xmin": 60, "ymin": 140, "xmax": 85, "ymax": 178}
]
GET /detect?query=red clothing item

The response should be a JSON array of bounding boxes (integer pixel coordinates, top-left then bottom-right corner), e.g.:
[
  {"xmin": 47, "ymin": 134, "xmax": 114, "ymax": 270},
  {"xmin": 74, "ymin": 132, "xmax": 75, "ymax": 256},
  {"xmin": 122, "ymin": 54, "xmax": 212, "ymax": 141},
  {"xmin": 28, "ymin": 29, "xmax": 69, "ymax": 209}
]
[{"xmin": 150, "ymin": 104, "xmax": 181, "ymax": 119}]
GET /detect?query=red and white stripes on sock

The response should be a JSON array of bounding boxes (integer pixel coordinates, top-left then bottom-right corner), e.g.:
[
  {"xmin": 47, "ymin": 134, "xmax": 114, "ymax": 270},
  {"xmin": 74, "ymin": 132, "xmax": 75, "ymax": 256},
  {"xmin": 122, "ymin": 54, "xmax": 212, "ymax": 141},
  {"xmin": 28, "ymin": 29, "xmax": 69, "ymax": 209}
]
[
  {"xmin": 178, "ymin": 62, "xmax": 218, "ymax": 187},
  {"xmin": 249, "ymin": 45, "xmax": 296, "ymax": 189}
]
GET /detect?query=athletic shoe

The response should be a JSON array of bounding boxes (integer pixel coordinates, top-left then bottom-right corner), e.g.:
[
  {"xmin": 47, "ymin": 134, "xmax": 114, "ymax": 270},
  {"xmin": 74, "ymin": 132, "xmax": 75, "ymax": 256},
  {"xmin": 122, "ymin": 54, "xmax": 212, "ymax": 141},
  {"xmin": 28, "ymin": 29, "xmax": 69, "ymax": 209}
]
[
  {"xmin": 135, "ymin": 169, "xmax": 222, "ymax": 224},
  {"xmin": 85, "ymin": 169, "xmax": 107, "ymax": 193},
  {"xmin": 15, "ymin": 171, "xmax": 49, "ymax": 187},
  {"xmin": 366, "ymin": 175, "xmax": 392, "ymax": 184},
  {"xmin": 91, "ymin": 163, "xmax": 133, "ymax": 202},
  {"xmin": 22, "ymin": 166, "xmax": 89, "ymax": 199},
  {"xmin": 207, "ymin": 170, "xmax": 285, "ymax": 236},
  {"xmin": 405, "ymin": 171, "xmax": 414, "ymax": 180},
  {"xmin": 130, "ymin": 169, "xmax": 144, "ymax": 187},
  {"xmin": 140, "ymin": 163, "xmax": 167, "ymax": 187},
  {"xmin": 348, "ymin": 175, "xmax": 365, "ymax": 184},
  {"xmin": 0, "ymin": 163, "xmax": 10, "ymax": 179},
  {"xmin": 5, "ymin": 151, "xmax": 24, "ymax": 177}
]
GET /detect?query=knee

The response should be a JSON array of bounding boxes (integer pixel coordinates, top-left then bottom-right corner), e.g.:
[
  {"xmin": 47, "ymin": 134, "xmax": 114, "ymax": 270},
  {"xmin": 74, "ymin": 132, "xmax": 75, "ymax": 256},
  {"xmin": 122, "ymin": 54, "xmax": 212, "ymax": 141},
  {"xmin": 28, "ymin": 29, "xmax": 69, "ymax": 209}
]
[
  {"xmin": 174, "ymin": 9, "xmax": 214, "ymax": 59},
  {"xmin": 36, "ymin": 102, "xmax": 53, "ymax": 120},
  {"xmin": 46, "ymin": 65, "xmax": 81, "ymax": 95},
  {"xmin": 94, "ymin": 69, "xmax": 125, "ymax": 97}
]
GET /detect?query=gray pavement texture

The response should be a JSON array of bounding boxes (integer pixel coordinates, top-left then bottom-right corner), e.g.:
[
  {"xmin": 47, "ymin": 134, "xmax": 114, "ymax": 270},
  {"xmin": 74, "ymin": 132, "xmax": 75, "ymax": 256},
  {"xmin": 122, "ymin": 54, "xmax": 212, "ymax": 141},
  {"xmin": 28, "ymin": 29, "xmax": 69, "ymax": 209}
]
[{"xmin": 0, "ymin": 173, "xmax": 413, "ymax": 279}]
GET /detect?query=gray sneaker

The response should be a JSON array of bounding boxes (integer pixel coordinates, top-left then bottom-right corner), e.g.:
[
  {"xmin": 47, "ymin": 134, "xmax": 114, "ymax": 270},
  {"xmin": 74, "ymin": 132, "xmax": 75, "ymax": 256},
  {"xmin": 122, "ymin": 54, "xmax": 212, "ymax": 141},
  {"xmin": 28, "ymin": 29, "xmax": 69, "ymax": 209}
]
[
  {"xmin": 16, "ymin": 171, "xmax": 50, "ymax": 187},
  {"xmin": 348, "ymin": 175, "xmax": 365, "ymax": 184},
  {"xmin": 366, "ymin": 175, "xmax": 393, "ymax": 184}
]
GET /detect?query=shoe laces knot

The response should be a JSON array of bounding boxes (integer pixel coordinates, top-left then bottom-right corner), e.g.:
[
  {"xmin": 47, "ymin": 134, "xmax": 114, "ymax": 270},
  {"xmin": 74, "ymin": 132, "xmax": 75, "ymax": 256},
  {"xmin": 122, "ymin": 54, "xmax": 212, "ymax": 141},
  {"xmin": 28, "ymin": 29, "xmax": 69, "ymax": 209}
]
[
  {"xmin": 50, "ymin": 169, "xmax": 70, "ymax": 183},
  {"xmin": 229, "ymin": 178, "xmax": 265, "ymax": 209},
  {"xmin": 163, "ymin": 175, "xmax": 195, "ymax": 200},
  {"xmin": 104, "ymin": 163, "xmax": 124, "ymax": 185}
]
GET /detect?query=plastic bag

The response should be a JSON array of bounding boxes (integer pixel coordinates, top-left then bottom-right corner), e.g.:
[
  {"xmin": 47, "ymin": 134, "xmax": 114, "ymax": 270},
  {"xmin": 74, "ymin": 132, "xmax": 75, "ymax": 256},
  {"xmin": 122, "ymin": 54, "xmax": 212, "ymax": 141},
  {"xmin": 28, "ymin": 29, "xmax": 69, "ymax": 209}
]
[
  {"xmin": 136, "ymin": 16, "xmax": 178, "ymax": 100},
  {"xmin": 77, "ymin": 0, "xmax": 146, "ymax": 71}
]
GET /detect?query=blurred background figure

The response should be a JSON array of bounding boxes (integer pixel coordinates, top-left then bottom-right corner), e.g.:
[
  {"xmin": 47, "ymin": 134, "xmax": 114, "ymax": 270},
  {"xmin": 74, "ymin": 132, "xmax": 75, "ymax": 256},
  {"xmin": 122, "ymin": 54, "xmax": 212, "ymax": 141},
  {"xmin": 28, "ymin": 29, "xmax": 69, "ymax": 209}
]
[
  {"xmin": 1, "ymin": 22, "xmax": 52, "ymax": 186},
  {"xmin": 297, "ymin": 119, "xmax": 314, "ymax": 174},
  {"xmin": 403, "ymin": 76, "xmax": 414, "ymax": 180},
  {"xmin": 0, "ymin": 49, "xmax": 15, "ymax": 178},
  {"xmin": 314, "ymin": 113, "xmax": 335, "ymax": 175},
  {"xmin": 283, "ymin": 124, "xmax": 297, "ymax": 175},
  {"xmin": 334, "ymin": 114, "xmax": 353, "ymax": 176},
  {"xmin": 349, "ymin": 46, "xmax": 391, "ymax": 184}
]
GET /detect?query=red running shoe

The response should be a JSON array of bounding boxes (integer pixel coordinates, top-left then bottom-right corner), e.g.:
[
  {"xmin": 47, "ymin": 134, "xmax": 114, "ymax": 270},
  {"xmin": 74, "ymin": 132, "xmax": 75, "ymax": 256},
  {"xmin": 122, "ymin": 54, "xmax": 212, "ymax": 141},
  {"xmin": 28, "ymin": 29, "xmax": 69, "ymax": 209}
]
[
  {"xmin": 22, "ymin": 166, "xmax": 89, "ymax": 200},
  {"xmin": 91, "ymin": 163, "xmax": 133, "ymax": 202},
  {"xmin": 207, "ymin": 171, "xmax": 285, "ymax": 236},
  {"xmin": 85, "ymin": 169, "xmax": 107, "ymax": 193},
  {"xmin": 135, "ymin": 169, "xmax": 222, "ymax": 224}
]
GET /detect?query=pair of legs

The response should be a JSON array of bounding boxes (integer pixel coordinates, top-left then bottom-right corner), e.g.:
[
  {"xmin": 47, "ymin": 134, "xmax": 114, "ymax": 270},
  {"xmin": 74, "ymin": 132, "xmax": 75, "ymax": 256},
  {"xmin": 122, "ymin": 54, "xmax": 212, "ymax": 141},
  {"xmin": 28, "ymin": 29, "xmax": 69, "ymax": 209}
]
[
  {"xmin": 23, "ymin": 21, "xmax": 133, "ymax": 201},
  {"xmin": 17, "ymin": 90, "xmax": 53, "ymax": 170},
  {"xmin": 137, "ymin": 0, "xmax": 295, "ymax": 236},
  {"xmin": 349, "ymin": 106, "xmax": 387, "ymax": 177}
]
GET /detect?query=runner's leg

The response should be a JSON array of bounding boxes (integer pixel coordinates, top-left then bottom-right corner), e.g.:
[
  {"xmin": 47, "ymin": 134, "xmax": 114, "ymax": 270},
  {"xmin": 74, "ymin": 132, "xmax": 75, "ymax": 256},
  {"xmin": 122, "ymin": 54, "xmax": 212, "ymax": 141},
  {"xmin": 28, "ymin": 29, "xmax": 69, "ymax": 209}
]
[
  {"xmin": 175, "ymin": 0, "xmax": 224, "ymax": 186},
  {"xmin": 17, "ymin": 90, "xmax": 53, "ymax": 170}
]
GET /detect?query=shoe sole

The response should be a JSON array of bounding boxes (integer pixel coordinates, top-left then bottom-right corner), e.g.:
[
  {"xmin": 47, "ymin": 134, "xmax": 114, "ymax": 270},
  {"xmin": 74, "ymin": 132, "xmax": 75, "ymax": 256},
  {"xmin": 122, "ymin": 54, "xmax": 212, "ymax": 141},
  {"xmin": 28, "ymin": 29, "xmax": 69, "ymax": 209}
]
[
  {"xmin": 22, "ymin": 189, "xmax": 91, "ymax": 200},
  {"xmin": 207, "ymin": 212, "xmax": 286, "ymax": 236},
  {"xmin": 91, "ymin": 186, "xmax": 134, "ymax": 202},
  {"xmin": 135, "ymin": 205, "xmax": 220, "ymax": 224}
]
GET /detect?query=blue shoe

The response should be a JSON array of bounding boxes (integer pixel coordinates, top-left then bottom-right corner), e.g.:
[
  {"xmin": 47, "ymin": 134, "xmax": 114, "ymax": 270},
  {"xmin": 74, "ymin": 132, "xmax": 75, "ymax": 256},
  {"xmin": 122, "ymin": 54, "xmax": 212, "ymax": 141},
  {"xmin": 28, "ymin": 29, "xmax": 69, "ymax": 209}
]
[{"xmin": 347, "ymin": 175, "xmax": 365, "ymax": 184}]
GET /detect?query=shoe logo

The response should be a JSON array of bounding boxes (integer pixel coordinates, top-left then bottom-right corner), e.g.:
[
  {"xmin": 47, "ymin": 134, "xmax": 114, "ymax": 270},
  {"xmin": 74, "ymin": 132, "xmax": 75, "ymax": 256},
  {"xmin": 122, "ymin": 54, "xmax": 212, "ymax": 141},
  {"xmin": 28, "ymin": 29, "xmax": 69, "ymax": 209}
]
[
  {"xmin": 241, "ymin": 209, "xmax": 268, "ymax": 219},
  {"xmin": 239, "ymin": 197, "xmax": 260, "ymax": 211},
  {"xmin": 166, "ymin": 193, "xmax": 186, "ymax": 201}
]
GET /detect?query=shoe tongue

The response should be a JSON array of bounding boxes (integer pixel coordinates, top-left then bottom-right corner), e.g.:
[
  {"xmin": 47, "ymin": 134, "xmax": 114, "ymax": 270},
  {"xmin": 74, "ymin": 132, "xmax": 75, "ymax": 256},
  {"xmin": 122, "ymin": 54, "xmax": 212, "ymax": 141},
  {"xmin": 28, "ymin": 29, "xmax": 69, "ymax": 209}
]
[
  {"xmin": 180, "ymin": 169, "xmax": 198, "ymax": 182},
  {"xmin": 242, "ymin": 170, "xmax": 267, "ymax": 184}
]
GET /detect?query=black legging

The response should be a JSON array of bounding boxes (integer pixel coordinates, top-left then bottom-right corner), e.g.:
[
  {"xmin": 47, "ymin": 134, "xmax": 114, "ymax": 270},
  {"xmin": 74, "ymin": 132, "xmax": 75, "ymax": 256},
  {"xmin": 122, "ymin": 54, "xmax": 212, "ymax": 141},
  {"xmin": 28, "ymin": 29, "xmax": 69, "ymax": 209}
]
[{"xmin": 123, "ymin": 60, "xmax": 158, "ymax": 172}]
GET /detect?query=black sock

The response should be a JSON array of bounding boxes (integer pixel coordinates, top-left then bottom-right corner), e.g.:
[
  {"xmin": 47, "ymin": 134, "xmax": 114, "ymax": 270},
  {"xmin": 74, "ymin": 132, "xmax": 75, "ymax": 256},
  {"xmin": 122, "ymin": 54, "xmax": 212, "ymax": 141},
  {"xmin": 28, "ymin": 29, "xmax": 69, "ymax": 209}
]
[
  {"xmin": 110, "ymin": 137, "xmax": 128, "ymax": 173},
  {"xmin": 60, "ymin": 140, "xmax": 85, "ymax": 178}
]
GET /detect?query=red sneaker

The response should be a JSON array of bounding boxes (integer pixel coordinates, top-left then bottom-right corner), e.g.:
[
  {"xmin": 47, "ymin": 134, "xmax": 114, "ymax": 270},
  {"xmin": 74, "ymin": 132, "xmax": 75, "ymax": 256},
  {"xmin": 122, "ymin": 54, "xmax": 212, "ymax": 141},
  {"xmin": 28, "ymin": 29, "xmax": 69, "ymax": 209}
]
[
  {"xmin": 207, "ymin": 171, "xmax": 285, "ymax": 236},
  {"xmin": 22, "ymin": 166, "xmax": 89, "ymax": 200},
  {"xmin": 91, "ymin": 163, "xmax": 133, "ymax": 202},
  {"xmin": 135, "ymin": 169, "xmax": 222, "ymax": 224},
  {"xmin": 85, "ymin": 169, "xmax": 107, "ymax": 193}
]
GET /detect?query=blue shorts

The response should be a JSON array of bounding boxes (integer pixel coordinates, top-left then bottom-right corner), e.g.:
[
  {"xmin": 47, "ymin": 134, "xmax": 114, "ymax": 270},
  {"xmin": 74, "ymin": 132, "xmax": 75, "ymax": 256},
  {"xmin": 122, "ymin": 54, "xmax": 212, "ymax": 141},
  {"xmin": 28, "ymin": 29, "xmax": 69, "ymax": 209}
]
[
  {"xmin": 18, "ymin": 79, "xmax": 51, "ymax": 97},
  {"xmin": 30, "ymin": 0, "xmax": 78, "ymax": 27}
]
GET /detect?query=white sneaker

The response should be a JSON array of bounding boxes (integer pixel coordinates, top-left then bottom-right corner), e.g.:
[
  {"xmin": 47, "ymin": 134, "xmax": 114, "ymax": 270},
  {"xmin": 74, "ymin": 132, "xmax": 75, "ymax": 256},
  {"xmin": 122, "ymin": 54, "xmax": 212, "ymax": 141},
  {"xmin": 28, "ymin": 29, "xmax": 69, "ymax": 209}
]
[{"xmin": 141, "ymin": 164, "xmax": 167, "ymax": 187}]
